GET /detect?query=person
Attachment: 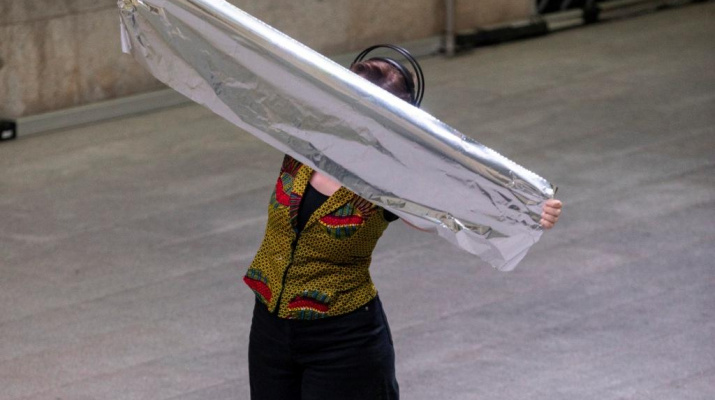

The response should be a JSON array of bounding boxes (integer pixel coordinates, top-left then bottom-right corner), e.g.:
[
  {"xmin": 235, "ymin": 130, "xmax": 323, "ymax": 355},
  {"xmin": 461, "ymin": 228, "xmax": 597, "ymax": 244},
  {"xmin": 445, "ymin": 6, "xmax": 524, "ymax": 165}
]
[{"xmin": 244, "ymin": 45, "xmax": 563, "ymax": 400}]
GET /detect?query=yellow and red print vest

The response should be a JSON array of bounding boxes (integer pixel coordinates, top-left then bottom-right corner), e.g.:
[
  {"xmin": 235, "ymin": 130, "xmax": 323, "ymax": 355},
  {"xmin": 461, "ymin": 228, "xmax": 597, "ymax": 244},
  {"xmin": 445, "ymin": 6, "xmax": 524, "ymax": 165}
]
[{"xmin": 244, "ymin": 155, "xmax": 392, "ymax": 319}]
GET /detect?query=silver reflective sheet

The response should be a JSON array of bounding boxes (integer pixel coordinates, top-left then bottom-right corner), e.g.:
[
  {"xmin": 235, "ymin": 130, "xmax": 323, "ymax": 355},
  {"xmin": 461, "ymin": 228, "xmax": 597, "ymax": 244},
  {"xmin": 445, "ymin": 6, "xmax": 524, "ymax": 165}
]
[{"xmin": 118, "ymin": 0, "xmax": 555, "ymax": 271}]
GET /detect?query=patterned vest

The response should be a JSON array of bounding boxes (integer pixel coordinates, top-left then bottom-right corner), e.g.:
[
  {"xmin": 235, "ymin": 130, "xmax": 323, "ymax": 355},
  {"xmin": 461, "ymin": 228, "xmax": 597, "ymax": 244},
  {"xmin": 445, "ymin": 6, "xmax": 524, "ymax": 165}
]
[{"xmin": 244, "ymin": 155, "xmax": 393, "ymax": 319}]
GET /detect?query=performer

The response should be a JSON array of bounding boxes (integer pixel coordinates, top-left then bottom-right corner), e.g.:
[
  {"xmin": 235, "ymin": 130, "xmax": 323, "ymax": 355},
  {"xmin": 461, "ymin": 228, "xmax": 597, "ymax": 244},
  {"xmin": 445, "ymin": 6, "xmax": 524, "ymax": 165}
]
[{"xmin": 244, "ymin": 45, "xmax": 562, "ymax": 400}]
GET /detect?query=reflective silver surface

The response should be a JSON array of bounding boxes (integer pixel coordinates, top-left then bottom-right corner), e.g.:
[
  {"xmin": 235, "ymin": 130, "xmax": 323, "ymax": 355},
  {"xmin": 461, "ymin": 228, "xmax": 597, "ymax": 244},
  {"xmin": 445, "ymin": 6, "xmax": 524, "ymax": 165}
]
[{"xmin": 118, "ymin": 0, "xmax": 555, "ymax": 271}]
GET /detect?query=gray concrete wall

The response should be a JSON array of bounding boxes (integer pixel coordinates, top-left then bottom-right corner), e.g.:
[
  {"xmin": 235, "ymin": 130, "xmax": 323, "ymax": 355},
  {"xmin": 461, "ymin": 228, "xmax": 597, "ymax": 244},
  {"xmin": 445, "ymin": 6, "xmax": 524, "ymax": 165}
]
[
  {"xmin": 0, "ymin": 1, "xmax": 162, "ymax": 119},
  {"xmin": 0, "ymin": 0, "xmax": 533, "ymax": 119}
]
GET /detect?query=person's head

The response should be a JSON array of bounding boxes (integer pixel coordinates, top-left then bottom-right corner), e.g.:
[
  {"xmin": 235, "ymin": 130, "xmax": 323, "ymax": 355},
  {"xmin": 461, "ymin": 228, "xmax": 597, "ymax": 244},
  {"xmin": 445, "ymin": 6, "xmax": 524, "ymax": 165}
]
[
  {"xmin": 350, "ymin": 44, "xmax": 425, "ymax": 107},
  {"xmin": 350, "ymin": 59, "xmax": 414, "ymax": 104}
]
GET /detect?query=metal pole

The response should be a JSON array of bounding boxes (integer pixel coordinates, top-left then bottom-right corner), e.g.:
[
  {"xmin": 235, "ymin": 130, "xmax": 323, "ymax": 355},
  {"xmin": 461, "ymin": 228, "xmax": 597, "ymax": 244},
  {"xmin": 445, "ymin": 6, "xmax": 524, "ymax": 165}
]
[{"xmin": 445, "ymin": 0, "xmax": 456, "ymax": 57}]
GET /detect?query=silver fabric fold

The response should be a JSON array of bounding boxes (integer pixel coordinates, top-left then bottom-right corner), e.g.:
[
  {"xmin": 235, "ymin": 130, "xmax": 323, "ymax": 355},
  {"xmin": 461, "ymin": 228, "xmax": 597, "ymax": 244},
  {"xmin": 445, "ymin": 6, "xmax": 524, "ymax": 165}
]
[{"xmin": 118, "ymin": 0, "xmax": 555, "ymax": 271}]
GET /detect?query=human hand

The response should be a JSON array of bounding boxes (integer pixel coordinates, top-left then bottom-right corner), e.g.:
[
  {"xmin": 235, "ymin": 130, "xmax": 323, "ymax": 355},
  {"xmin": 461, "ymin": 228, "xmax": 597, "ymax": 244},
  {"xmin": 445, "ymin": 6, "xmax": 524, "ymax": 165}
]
[{"xmin": 541, "ymin": 199, "xmax": 562, "ymax": 230}]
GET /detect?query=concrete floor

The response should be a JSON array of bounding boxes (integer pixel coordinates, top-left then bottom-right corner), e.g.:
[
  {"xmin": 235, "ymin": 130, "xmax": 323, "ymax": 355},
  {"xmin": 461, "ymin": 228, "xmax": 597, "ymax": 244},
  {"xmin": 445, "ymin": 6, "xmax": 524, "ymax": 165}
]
[{"xmin": 1, "ymin": 3, "xmax": 714, "ymax": 399}]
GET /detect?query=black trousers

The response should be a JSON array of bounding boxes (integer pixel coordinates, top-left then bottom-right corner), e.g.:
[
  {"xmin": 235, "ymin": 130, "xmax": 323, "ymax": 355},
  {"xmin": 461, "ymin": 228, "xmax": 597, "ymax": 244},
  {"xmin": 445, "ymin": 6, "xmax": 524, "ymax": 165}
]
[{"xmin": 248, "ymin": 296, "xmax": 399, "ymax": 400}]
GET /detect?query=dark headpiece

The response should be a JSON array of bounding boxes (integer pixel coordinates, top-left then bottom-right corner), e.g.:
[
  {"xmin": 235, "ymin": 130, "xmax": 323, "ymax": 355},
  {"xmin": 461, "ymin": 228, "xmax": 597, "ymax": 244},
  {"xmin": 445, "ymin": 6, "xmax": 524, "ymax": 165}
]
[{"xmin": 351, "ymin": 44, "xmax": 425, "ymax": 107}]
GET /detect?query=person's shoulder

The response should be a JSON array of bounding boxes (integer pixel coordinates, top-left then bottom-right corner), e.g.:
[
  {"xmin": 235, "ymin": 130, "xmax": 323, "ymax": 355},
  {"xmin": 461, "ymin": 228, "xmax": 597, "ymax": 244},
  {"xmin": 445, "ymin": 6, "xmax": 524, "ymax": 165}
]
[
  {"xmin": 280, "ymin": 154, "xmax": 304, "ymax": 175},
  {"xmin": 346, "ymin": 191, "xmax": 399, "ymax": 222}
]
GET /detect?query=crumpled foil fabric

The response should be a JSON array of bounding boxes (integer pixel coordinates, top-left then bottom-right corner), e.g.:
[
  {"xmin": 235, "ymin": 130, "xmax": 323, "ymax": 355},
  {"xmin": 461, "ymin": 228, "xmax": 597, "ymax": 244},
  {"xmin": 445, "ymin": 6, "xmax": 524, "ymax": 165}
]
[{"xmin": 118, "ymin": 0, "xmax": 556, "ymax": 271}]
